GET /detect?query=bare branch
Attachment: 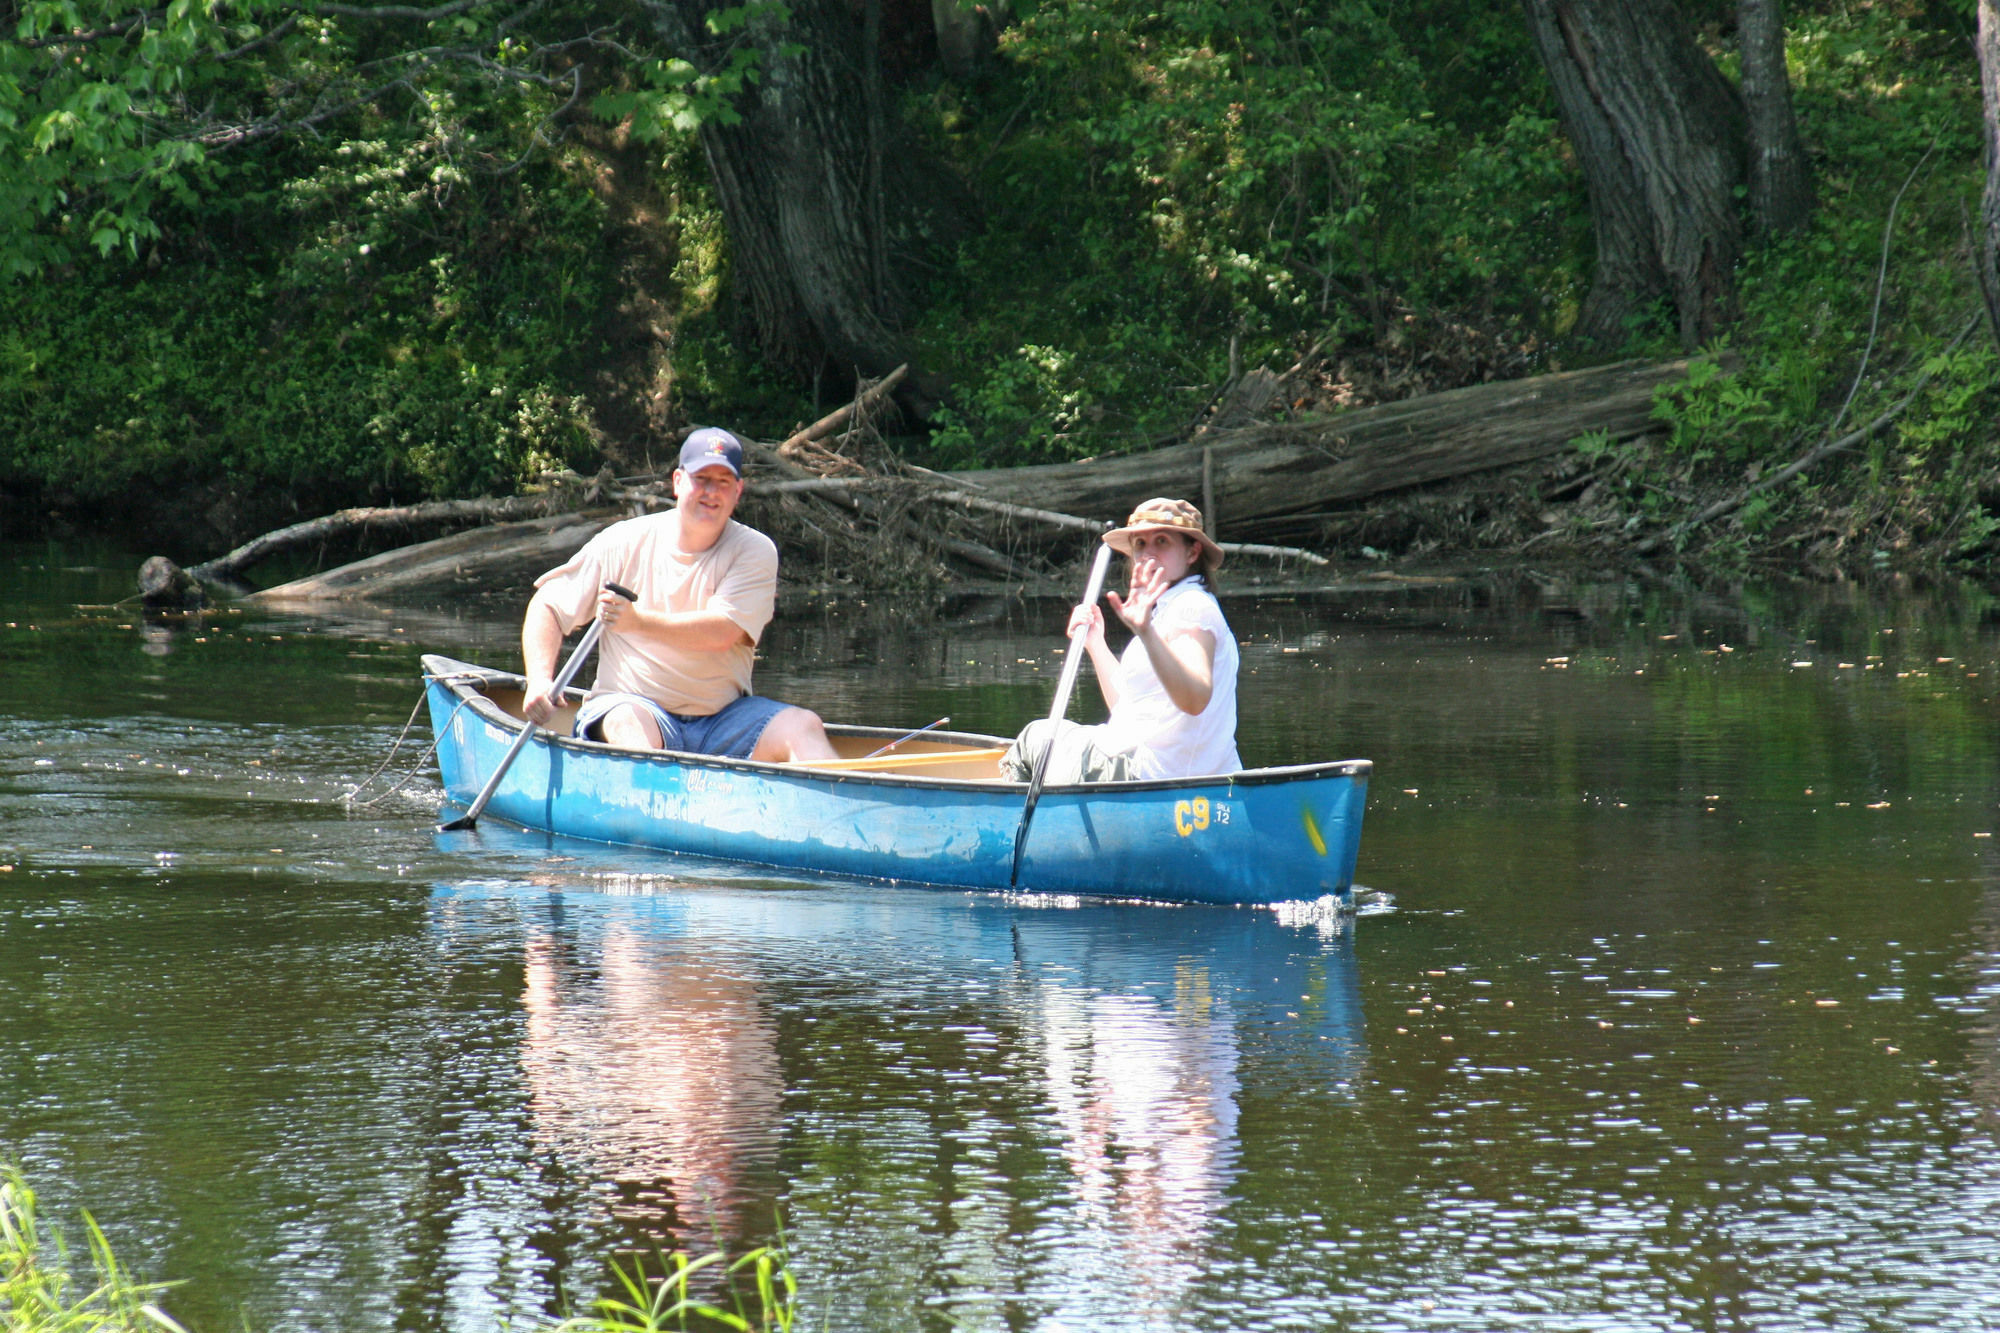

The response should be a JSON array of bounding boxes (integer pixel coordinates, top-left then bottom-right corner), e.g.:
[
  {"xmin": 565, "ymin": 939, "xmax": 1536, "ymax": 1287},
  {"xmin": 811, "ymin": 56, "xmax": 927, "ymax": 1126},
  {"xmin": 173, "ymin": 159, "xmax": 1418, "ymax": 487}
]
[
  {"xmin": 309, "ymin": 0, "xmax": 494, "ymax": 22},
  {"xmin": 218, "ymin": 13, "xmax": 300, "ymax": 60}
]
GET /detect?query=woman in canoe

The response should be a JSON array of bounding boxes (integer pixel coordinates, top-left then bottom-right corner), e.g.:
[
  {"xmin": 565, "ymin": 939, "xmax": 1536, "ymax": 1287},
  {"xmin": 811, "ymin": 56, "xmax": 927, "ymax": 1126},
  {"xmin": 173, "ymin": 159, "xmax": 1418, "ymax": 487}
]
[{"xmin": 1003, "ymin": 497, "xmax": 1242, "ymax": 783}]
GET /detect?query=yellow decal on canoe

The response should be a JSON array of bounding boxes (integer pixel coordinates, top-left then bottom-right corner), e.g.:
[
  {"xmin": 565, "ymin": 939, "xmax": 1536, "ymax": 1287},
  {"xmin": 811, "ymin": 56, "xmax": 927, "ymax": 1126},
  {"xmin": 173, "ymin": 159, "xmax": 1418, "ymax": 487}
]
[
  {"xmin": 1302, "ymin": 806, "xmax": 1328, "ymax": 857},
  {"xmin": 1173, "ymin": 797, "xmax": 1212, "ymax": 836}
]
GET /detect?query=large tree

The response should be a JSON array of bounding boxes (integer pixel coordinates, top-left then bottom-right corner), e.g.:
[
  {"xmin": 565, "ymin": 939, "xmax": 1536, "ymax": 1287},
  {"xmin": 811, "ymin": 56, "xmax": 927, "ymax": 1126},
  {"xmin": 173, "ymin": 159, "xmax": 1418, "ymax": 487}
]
[
  {"xmin": 1522, "ymin": 0, "xmax": 1746, "ymax": 348},
  {"xmin": 638, "ymin": 0, "xmax": 975, "ymax": 382},
  {"xmin": 1523, "ymin": 0, "xmax": 1812, "ymax": 349},
  {"xmin": 1737, "ymin": 0, "xmax": 1812, "ymax": 237}
]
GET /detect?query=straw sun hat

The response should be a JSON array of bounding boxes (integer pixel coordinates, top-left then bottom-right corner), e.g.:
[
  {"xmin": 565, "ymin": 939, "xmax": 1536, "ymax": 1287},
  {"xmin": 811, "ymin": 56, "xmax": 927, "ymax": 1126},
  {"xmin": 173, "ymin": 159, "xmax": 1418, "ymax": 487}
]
[{"xmin": 1102, "ymin": 497, "xmax": 1224, "ymax": 574}]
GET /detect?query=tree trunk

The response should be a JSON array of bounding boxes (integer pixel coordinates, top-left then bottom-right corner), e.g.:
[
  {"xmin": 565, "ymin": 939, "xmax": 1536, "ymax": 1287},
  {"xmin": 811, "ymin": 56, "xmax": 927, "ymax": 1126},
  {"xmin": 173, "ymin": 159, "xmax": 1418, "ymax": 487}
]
[
  {"xmin": 1523, "ymin": 0, "xmax": 1746, "ymax": 349},
  {"xmin": 932, "ymin": 0, "xmax": 1001, "ymax": 79},
  {"xmin": 1737, "ymin": 0, "xmax": 1813, "ymax": 236},
  {"xmin": 646, "ymin": 0, "xmax": 974, "ymax": 382},
  {"xmin": 1977, "ymin": 0, "xmax": 2000, "ymax": 348},
  {"xmin": 948, "ymin": 358, "xmax": 1702, "ymax": 525}
]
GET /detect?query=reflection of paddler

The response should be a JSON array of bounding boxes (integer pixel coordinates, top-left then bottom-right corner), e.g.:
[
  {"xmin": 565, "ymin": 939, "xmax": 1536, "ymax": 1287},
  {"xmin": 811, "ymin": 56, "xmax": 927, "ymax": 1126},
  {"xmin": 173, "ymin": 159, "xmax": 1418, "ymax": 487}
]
[
  {"xmin": 1010, "ymin": 905, "xmax": 1365, "ymax": 1318},
  {"xmin": 520, "ymin": 925, "xmax": 781, "ymax": 1242},
  {"xmin": 1039, "ymin": 977, "xmax": 1240, "ymax": 1279}
]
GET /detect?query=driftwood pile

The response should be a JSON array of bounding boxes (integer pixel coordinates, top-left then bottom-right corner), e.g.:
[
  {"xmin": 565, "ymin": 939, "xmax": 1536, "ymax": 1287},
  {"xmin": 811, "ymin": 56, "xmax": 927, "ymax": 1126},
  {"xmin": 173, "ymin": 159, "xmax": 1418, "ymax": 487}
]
[{"xmin": 142, "ymin": 355, "xmax": 1700, "ymax": 606}]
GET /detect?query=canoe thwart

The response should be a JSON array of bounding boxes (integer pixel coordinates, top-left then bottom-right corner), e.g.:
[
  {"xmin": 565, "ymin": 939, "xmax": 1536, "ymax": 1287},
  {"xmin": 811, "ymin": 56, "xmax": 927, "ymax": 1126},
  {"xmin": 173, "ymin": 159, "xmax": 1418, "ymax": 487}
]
[{"xmin": 793, "ymin": 746, "xmax": 1010, "ymax": 775}]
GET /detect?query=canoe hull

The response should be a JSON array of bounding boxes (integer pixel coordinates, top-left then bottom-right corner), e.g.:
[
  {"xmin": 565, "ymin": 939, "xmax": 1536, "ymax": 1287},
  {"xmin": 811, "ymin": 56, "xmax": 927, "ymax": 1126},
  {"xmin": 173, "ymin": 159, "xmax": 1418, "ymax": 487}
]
[{"xmin": 423, "ymin": 656, "xmax": 1368, "ymax": 906}]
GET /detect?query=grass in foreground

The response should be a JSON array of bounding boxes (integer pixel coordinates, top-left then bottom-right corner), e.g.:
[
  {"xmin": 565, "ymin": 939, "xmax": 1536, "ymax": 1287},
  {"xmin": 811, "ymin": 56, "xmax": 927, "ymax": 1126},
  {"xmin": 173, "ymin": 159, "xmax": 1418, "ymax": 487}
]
[
  {"xmin": 3, "ymin": 1166, "xmax": 796, "ymax": 1333},
  {"xmin": 0, "ymin": 1168, "xmax": 185, "ymax": 1333}
]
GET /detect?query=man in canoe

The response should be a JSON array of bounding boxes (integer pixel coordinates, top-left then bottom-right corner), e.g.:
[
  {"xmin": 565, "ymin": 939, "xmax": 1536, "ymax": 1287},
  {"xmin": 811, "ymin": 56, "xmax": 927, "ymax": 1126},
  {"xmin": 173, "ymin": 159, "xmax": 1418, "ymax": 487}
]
[
  {"xmin": 1003, "ymin": 497, "xmax": 1242, "ymax": 783},
  {"xmin": 519, "ymin": 427, "xmax": 838, "ymax": 762}
]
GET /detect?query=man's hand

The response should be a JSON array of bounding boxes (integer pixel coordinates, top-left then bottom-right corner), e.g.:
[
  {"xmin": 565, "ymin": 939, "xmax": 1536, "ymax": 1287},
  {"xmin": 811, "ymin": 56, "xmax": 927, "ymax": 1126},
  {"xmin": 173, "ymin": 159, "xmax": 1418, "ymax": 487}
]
[
  {"xmin": 594, "ymin": 585, "xmax": 633, "ymax": 629},
  {"xmin": 522, "ymin": 673, "xmax": 562, "ymax": 724}
]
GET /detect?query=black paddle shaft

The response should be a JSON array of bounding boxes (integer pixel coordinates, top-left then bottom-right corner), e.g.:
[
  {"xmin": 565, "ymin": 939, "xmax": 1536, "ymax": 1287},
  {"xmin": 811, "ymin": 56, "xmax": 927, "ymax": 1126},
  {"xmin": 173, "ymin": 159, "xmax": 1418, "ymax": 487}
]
[{"xmin": 437, "ymin": 580, "xmax": 635, "ymax": 832}]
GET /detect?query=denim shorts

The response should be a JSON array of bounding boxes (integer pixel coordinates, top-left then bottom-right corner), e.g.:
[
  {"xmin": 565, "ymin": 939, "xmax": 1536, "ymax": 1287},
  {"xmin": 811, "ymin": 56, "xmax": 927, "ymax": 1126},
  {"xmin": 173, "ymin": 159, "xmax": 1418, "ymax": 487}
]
[{"xmin": 573, "ymin": 692, "xmax": 789, "ymax": 759}]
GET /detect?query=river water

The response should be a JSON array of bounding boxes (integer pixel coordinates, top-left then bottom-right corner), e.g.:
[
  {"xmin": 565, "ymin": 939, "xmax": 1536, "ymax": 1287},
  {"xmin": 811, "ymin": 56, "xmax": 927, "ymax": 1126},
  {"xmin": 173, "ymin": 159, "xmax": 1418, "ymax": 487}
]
[{"xmin": 4, "ymin": 541, "xmax": 2000, "ymax": 1332}]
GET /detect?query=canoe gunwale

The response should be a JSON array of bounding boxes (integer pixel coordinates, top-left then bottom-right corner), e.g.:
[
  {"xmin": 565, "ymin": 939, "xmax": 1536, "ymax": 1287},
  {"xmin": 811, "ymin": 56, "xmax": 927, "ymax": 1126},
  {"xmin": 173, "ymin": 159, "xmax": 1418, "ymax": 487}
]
[{"xmin": 422, "ymin": 653, "xmax": 1373, "ymax": 792}]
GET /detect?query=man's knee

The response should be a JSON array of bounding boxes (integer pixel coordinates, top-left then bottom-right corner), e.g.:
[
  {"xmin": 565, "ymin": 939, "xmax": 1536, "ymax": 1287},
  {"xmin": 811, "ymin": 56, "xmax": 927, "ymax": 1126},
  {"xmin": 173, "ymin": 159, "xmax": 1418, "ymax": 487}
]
[
  {"xmin": 753, "ymin": 706, "xmax": 835, "ymax": 762},
  {"xmin": 600, "ymin": 702, "xmax": 663, "ymax": 749}
]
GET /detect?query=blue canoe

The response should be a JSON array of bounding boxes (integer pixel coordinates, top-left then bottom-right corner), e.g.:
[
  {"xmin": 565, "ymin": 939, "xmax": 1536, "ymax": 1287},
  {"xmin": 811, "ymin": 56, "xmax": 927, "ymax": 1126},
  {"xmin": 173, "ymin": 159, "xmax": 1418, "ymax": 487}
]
[{"xmin": 423, "ymin": 654, "xmax": 1369, "ymax": 905}]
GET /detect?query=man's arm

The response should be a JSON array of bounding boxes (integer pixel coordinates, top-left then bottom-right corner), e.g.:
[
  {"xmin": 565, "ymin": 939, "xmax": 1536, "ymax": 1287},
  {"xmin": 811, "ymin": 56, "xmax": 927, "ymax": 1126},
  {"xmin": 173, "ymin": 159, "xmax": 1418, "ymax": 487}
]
[
  {"xmin": 596, "ymin": 588, "xmax": 752, "ymax": 652},
  {"xmin": 520, "ymin": 585, "xmax": 574, "ymax": 723}
]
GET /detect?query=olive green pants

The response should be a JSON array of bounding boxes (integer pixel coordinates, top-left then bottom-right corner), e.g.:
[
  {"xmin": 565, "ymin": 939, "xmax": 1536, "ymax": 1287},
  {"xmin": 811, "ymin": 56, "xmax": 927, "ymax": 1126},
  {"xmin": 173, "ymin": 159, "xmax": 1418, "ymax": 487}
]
[{"xmin": 1000, "ymin": 718, "xmax": 1135, "ymax": 784}]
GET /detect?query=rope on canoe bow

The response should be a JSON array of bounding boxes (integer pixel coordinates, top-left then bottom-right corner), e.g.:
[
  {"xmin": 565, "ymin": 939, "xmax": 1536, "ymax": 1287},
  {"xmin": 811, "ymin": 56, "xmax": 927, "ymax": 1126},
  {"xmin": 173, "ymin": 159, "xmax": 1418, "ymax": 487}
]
[{"xmin": 344, "ymin": 672, "xmax": 483, "ymax": 808}]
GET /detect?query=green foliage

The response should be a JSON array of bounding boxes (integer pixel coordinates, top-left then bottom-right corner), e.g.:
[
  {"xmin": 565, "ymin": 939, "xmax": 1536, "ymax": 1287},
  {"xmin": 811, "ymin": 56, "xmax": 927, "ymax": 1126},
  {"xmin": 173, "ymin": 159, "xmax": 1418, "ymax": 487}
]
[
  {"xmin": 596, "ymin": 3, "xmax": 799, "ymax": 138},
  {"xmin": 1652, "ymin": 349, "xmax": 1781, "ymax": 466},
  {"xmin": 0, "ymin": 148, "xmax": 608, "ymax": 518},
  {"xmin": 1, "ymin": 0, "xmax": 808, "ymax": 523},
  {"xmin": 0, "ymin": 0, "xmax": 766, "ymax": 283},
  {"xmin": 0, "ymin": 0, "xmax": 230, "ymax": 276},
  {"xmin": 554, "ymin": 1249, "xmax": 796, "ymax": 1333},
  {"xmin": 909, "ymin": 0, "xmax": 1586, "ymax": 468},
  {"xmin": 1, "ymin": 1166, "xmax": 187, "ymax": 1333}
]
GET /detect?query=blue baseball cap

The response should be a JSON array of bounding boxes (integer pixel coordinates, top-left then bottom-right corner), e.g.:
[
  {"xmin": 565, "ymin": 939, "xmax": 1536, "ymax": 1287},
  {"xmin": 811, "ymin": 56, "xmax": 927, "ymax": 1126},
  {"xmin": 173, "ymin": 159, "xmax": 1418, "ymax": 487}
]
[{"xmin": 678, "ymin": 427, "xmax": 744, "ymax": 478}]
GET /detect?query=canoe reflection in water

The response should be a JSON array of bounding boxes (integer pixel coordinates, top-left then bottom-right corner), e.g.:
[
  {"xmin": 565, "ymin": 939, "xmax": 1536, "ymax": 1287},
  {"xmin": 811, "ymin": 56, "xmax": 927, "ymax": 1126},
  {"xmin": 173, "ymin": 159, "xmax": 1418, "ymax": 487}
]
[{"xmin": 467, "ymin": 863, "xmax": 1366, "ymax": 1317}]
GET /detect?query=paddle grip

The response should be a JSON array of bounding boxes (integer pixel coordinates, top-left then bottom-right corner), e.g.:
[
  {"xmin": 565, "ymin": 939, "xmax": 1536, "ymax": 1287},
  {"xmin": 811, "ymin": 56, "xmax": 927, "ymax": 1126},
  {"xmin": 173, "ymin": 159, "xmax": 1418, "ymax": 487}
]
[{"xmin": 605, "ymin": 581, "xmax": 636, "ymax": 602}]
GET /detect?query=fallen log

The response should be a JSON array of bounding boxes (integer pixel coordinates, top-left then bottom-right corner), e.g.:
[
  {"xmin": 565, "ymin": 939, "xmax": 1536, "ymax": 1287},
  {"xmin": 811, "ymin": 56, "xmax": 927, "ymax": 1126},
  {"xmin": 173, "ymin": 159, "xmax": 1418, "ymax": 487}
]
[
  {"xmin": 190, "ymin": 492, "xmax": 579, "ymax": 584},
  {"xmin": 175, "ymin": 358, "xmax": 1692, "ymax": 604},
  {"xmin": 761, "ymin": 478, "xmax": 1330, "ymax": 565},
  {"xmin": 946, "ymin": 357, "xmax": 1697, "ymax": 525},
  {"xmin": 244, "ymin": 510, "xmax": 620, "ymax": 604}
]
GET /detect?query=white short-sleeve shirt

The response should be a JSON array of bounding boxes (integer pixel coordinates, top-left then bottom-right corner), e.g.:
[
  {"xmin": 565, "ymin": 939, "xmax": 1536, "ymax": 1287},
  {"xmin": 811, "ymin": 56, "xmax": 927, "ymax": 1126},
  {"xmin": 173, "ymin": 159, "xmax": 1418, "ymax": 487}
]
[{"xmin": 1100, "ymin": 577, "xmax": 1241, "ymax": 779}]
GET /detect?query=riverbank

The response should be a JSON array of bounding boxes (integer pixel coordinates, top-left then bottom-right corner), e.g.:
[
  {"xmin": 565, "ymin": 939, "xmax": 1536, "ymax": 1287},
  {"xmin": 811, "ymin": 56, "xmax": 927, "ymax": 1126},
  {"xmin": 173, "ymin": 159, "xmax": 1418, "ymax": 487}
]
[
  {"xmin": 48, "ymin": 430, "xmax": 1996, "ymax": 611},
  {"xmin": 5, "ymin": 4, "xmax": 1995, "ymax": 595}
]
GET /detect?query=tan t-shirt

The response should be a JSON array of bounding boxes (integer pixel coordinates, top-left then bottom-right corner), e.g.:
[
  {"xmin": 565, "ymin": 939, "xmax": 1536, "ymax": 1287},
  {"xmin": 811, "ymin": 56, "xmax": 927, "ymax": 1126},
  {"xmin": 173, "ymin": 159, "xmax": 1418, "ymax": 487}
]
[{"xmin": 533, "ymin": 511, "xmax": 777, "ymax": 716}]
